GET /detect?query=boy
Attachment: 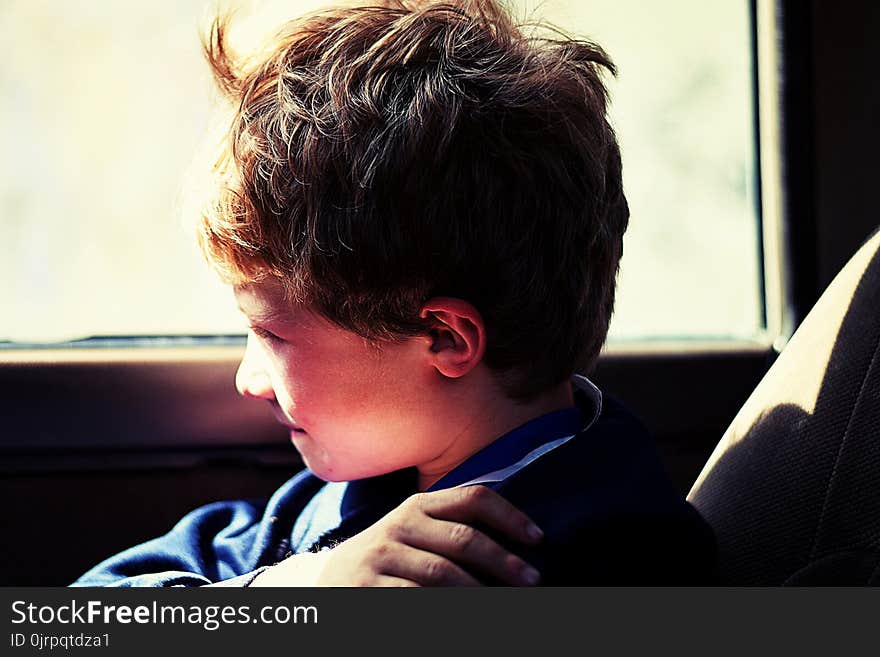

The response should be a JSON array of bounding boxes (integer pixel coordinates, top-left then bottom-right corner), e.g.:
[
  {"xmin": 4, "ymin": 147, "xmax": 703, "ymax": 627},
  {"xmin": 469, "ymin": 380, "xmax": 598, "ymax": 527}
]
[{"xmin": 74, "ymin": 0, "xmax": 715, "ymax": 586}]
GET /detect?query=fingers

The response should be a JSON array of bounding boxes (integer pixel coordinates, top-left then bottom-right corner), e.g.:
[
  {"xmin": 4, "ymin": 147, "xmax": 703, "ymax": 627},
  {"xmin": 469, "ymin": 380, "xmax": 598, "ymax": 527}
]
[
  {"xmin": 371, "ymin": 576, "xmax": 420, "ymax": 588},
  {"xmin": 328, "ymin": 485, "xmax": 543, "ymax": 587},
  {"xmin": 415, "ymin": 485, "xmax": 544, "ymax": 547},
  {"xmin": 376, "ymin": 544, "xmax": 482, "ymax": 586},
  {"xmin": 322, "ymin": 526, "xmax": 484, "ymax": 587},
  {"xmin": 398, "ymin": 517, "xmax": 541, "ymax": 586}
]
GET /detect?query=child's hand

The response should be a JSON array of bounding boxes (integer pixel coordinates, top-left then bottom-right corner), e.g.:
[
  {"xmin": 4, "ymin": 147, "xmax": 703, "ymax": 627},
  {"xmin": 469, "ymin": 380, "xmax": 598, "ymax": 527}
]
[
  {"xmin": 314, "ymin": 485, "xmax": 543, "ymax": 586},
  {"xmin": 252, "ymin": 485, "xmax": 543, "ymax": 586}
]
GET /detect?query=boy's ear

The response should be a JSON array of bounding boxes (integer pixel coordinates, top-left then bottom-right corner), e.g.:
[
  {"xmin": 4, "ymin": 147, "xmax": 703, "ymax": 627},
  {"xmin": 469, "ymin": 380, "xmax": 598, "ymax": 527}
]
[{"xmin": 419, "ymin": 297, "xmax": 486, "ymax": 379}]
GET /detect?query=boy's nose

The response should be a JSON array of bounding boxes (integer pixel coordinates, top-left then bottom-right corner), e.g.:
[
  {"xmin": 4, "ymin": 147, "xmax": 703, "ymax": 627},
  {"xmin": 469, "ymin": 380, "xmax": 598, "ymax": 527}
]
[{"xmin": 235, "ymin": 336, "xmax": 275, "ymax": 401}]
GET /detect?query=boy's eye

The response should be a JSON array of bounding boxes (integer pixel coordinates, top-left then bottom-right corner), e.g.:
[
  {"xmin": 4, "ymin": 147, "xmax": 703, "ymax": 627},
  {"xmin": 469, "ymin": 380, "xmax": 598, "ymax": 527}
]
[{"xmin": 249, "ymin": 325, "xmax": 283, "ymax": 343}]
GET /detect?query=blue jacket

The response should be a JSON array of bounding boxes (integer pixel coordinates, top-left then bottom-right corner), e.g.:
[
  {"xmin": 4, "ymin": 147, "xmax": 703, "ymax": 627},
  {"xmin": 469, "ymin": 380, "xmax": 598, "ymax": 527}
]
[{"xmin": 72, "ymin": 378, "xmax": 716, "ymax": 586}]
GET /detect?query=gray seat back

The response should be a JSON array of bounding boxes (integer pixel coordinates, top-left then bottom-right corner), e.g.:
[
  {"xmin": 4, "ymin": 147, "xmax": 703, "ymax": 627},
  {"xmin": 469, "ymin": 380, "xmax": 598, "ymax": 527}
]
[{"xmin": 688, "ymin": 230, "xmax": 880, "ymax": 584}]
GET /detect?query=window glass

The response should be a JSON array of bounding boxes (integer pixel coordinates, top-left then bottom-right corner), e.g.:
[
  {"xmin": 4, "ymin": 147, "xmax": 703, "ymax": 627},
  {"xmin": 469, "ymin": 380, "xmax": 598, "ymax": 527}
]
[{"xmin": 0, "ymin": 0, "xmax": 758, "ymax": 344}]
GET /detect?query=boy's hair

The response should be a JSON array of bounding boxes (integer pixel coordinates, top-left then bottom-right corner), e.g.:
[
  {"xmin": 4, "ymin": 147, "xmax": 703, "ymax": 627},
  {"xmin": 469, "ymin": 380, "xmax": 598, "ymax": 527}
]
[{"xmin": 199, "ymin": 0, "xmax": 629, "ymax": 401}]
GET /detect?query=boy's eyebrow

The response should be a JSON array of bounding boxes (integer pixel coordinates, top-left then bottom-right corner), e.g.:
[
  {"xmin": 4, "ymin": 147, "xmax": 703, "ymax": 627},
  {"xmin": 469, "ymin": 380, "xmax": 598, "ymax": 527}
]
[
  {"xmin": 237, "ymin": 304, "xmax": 293, "ymax": 324},
  {"xmin": 236, "ymin": 304, "xmax": 268, "ymax": 321}
]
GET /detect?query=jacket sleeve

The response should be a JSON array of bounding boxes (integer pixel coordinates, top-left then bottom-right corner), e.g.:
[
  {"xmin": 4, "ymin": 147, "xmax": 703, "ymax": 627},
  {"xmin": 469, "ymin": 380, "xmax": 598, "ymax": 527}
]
[{"xmin": 70, "ymin": 469, "xmax": 320, "ymax": 587}]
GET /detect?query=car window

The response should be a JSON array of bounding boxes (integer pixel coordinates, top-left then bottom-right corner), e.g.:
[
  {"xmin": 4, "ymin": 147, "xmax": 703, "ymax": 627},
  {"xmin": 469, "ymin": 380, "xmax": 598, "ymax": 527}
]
[{"xmin": 0, "ymin": 0, "xmax": 759, "ymax": 346}]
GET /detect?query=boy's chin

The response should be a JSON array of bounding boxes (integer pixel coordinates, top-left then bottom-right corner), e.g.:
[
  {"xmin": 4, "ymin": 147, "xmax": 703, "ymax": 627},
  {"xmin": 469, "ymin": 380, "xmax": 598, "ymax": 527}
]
[
  {"xmin": 298, "ymin": 452, "xmax": 395, "ymax": 484},
  {"xmin": 293, "ymin": 445, "xmax": 344, "ymax": 482},
  {"xmin": 303, "ymin": 463, "xmax": 349, "ymax": 483}
]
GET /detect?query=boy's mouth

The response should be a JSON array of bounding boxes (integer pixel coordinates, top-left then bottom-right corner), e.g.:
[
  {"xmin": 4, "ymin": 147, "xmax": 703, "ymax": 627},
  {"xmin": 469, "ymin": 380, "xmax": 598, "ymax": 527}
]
[
  {"xmin": 286, "ymin": 423, "xmax": 308, "ymax": 444},
  {"xmin": 284, "ymin": 420, "xmax": 308, "ymax": 434},
  {"xmin": 267, "ymin": 402, "xmax": 306, "ymax": 433},
  {"xmin": 288, "ymin": 427, "xmax": 308, "ymax": 447}
]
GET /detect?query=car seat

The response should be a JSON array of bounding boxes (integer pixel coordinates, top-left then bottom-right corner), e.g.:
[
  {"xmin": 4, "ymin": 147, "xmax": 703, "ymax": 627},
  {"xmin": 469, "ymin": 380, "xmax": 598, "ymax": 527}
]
[{"xmin": 688, "ymin": 228, "xmax": 880, "ymax": 584}]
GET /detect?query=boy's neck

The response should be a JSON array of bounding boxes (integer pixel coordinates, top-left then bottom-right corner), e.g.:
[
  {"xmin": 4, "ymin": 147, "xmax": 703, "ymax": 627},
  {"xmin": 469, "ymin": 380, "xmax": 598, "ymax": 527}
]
[{"xmin": 416, "ymin": 379, "xmax": 576, "ymax": 491}]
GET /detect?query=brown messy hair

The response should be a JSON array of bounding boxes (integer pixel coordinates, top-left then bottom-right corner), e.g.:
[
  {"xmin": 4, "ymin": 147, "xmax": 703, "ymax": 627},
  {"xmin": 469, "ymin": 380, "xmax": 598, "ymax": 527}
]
[{"xmin": 199, "ymin": 0, "xmax": 629, "ymax": 401}]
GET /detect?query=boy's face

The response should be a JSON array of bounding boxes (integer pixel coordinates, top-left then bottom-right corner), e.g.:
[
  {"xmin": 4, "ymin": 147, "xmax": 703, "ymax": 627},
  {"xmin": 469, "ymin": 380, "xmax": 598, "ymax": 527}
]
[{"xmin": 233, "ymin": 279, "xmax": 445, "ymax": 482}]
